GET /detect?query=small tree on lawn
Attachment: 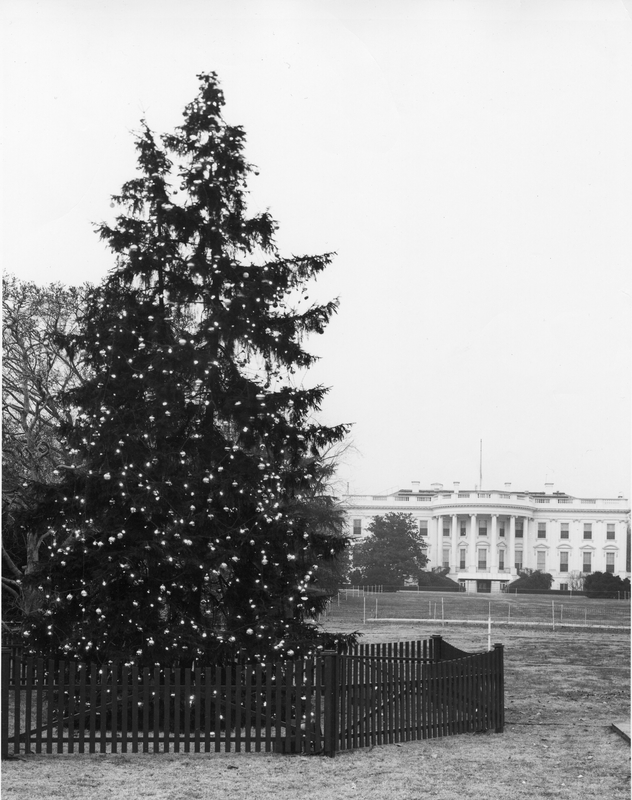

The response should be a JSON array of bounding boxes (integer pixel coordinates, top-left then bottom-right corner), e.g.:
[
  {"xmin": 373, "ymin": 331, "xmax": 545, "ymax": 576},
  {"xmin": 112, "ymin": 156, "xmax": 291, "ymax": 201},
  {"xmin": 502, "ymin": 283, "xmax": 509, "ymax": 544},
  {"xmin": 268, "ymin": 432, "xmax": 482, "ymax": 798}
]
[
  {"xmin": 22, "ymin": 72, "xmax": 353, "ymax": 665},
  {"xmin": 567, "ymin": 571, "xmax": 585, "ymax": 592},
  {"xmin": 349, "ymin": 513, "xmax": 428, "ymax": 588}
]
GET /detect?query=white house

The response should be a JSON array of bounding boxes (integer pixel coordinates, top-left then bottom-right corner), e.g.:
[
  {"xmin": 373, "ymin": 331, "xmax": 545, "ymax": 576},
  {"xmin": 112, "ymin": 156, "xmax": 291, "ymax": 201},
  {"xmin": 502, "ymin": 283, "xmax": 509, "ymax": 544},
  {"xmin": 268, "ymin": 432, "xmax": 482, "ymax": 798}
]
[{"xmin": 344, "ymin": 481, "xmax": 631, "ymax": 593}]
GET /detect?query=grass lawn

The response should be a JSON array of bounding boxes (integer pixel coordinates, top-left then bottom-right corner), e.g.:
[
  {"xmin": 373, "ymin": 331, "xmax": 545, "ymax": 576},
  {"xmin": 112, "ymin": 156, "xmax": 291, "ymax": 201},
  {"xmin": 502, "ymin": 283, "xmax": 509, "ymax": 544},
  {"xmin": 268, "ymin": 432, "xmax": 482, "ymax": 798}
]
[{"xmin": 2, "ymin": 596, "xmax": 630, "ymax": 800}]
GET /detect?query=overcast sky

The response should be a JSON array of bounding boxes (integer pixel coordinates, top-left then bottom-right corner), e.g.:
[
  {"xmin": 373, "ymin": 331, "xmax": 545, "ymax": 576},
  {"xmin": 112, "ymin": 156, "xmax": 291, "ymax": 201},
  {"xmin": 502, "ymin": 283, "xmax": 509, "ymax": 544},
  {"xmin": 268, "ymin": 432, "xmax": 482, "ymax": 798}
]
[{"xmin": 2, "ymin": 0, "xmax": 631, "ymax": 499}]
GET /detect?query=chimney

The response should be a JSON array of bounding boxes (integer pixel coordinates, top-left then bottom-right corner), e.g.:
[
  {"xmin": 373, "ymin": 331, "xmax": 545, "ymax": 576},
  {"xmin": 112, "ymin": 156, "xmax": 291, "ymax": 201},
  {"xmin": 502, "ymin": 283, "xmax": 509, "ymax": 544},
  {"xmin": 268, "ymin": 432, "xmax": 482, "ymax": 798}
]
[
  {"xmin": 504, "ymin": 482, "xmax": 511, "ymax": 491},
  {"xmin": 431, "ymin": 482, "xmax": 443, "ymax": 491},
  {"xmin": 453, "ymin": 482, "xmax": 460, "ymax": 492},
  {"xmin": 544, "ymin": 482, "xmax": 554, "ymax": 493},
  {"xmin": 411, "ymin": 481, "xmax": 420, "ymax": 493}
]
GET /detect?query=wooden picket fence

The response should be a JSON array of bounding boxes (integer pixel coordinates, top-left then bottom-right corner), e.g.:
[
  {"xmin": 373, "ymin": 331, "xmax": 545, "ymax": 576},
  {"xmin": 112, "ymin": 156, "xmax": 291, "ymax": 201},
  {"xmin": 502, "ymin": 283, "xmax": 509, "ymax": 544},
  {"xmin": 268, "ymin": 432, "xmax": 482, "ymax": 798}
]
[{"xmin": 1, "ymin": 636, "xmax": 503, "ymax": 758}]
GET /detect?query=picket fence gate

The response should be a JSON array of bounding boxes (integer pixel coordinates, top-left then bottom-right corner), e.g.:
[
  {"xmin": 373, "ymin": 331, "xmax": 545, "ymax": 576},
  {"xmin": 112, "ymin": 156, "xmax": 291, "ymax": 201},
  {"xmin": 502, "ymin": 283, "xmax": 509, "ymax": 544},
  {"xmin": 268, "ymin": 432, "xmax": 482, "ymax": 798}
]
[{"xmin": 2, "ymin": 636, "xmax": 503, "ymax": 758}]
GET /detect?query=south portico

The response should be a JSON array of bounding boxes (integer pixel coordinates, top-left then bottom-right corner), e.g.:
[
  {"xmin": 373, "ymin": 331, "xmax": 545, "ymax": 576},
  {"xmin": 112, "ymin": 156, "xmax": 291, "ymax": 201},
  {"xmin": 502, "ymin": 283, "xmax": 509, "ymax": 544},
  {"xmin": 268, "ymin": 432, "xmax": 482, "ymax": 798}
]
[{"xmin": 432, "ymin": 509, "xmax": 533, "ymax": 593}]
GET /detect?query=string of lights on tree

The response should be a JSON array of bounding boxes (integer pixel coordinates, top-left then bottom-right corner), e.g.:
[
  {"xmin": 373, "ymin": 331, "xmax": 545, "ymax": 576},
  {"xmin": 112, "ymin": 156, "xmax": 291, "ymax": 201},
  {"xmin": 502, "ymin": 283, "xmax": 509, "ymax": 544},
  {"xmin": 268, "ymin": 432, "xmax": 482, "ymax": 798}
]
[{"xmin": 22, "ymin": 72, "xmax": 355, "ymax": 667}]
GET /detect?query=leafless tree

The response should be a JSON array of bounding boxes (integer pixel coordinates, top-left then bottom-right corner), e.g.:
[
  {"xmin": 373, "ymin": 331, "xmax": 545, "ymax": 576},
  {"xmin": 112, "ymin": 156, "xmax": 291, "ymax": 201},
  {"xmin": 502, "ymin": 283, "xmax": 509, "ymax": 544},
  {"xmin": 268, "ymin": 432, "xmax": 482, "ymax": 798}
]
[{"xmin": 2, "ymin": 274, "xmax": 90, "ymax": 619}]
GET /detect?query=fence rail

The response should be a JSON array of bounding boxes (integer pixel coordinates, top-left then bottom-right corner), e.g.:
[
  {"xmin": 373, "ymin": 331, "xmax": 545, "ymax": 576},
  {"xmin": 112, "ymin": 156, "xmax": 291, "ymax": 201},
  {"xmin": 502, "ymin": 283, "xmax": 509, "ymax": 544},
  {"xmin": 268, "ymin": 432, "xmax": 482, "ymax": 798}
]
[{"xmin": 2, "ymin": 636, "xmax": 503, "ymax": 759}]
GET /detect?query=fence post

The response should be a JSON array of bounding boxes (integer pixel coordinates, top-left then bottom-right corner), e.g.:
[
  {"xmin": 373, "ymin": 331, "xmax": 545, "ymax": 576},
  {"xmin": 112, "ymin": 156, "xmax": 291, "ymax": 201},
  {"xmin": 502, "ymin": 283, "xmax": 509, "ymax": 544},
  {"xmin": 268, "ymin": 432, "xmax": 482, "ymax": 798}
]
[
  {"xmin": 1, "ymin": 648, "xmax": 10, "ymax": 759},
  {"xmin": 322, "ymin": 651, "xmax": 339, "ymax": 758},
  {"xmin": 493, "ymin": 643, "xmax": 504, "ymax": 733},
  {"xmin": 431, "ymin": 634, "xmax": 443, "ymax": 662}
]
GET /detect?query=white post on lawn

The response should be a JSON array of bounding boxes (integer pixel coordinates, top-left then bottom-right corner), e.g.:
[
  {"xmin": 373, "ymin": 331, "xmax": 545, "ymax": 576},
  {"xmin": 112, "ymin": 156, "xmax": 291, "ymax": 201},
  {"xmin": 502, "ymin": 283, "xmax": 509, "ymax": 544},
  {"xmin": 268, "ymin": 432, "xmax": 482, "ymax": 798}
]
[{"xmin": 552, "ymin": 600, "xmax": 555, "ymax": 630}]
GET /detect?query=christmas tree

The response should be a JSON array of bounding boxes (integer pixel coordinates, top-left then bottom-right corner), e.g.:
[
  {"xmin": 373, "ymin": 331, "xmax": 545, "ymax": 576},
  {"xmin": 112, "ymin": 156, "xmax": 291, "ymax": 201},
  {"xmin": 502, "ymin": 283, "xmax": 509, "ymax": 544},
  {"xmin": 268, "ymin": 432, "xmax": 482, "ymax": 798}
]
[{"xmin": 23, "ymin": 73, "xmax": 353, "ymax": 666}]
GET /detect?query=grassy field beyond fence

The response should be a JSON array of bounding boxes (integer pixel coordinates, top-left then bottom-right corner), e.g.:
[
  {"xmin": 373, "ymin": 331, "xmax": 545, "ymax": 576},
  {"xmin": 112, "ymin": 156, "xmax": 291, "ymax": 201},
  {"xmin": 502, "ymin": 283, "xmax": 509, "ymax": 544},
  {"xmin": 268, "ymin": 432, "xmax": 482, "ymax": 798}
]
[{"xmin": 325, "ymin": 590, "xmax": 631, "ymax": 629}]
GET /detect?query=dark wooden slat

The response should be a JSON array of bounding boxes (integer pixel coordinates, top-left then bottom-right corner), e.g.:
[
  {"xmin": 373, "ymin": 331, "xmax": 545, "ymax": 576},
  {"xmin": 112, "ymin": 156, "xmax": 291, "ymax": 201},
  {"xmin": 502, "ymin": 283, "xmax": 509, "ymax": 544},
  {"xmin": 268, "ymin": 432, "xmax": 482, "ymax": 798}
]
[
  {"xmin": 313, "ymin": 657, "xmax": 322, "ymax": 754},
  {"xmin": 183, "ymin": 668, "xmax": 191, "ymax": 753},
  {"xmin": 67, "ymin": 662, "xmax": 76, "ymax": 753},
  {"xmin": 121, "ymin": 665, "xmax": 129, "ymax": 754},
  {"xmin": 13, "ymin": 656, "xmax": 22, "ymax": 755},
  {"xmin": 46, "ymin": 659, "xmax": 55, "ymax": 754},
  {"xmin": 375, "ymin": 655, "xmax": 383, "ymax": 746},
  {"xmin": 173, "ymin": 667, "xmax": 181, "ymax": 753},
  {"xmin": 244, "ymin": 665, "xmax": 252, "ymax": 753},
  {"xmin": 131, "ymin": 666, "xmax": 139, "ymax": 754},
  {"xmin": 34, "ymin": 659, "xmax": 43, "ymax": 754},
  {"xmin": 154, "ymin": 667, "xmax": 161, "ymax": 753},
  {"xmin": 101, "ymin": 665, "xmax": 109, "ymax": 754},
  {"xmin": 22, "ymin": 658, "xmax": 33, "ymax": 755},
  {"xmin": 284, "ymin": 659, "xmax": 293, "ymax": 754},
  {"xmin": 235, "ymin": 664, "xmax": 243, "ymax": 754},
  {"xmin": 403, "ymin": 641, "xmax": 410, "ymax": 742},
  {"xmin": 194, "ymin": 667, "xmax": 202, "ymax": 754},
  {"xmin": 141, "ymin": 667, "xmax": 150, "ymax": 754},
  {"xmin": 163, "ymin": 668, "xmax": 171, "ymax": 754},
  {"xmin": 225, "ymin": 664, "xmax": 232, "ymax": 753},
  {"xmin": 358, "ymin": 654, "xmax": 366, "ymax": 748},
  {"xmin": 110, "ymin": 663, "xmax": 118, "ymax": 754},
  {"xmin": 343, "ymin": 655, "xmax": 351, "ymax": 751},
  {"xmin": 214, "ymin": 663, "xmax": 221, "ymax": 753},
  {"xmin": 264, "ymin": 661, "xmax": 273, "ymax": 753},
  {"xmin": 303, "ymin": 658, "xmax": 313, "ymax": 754},
  {"xmin": 204, "ymin": 667, "xmax": 212, "ymax": 754},
  {"xmin": 254, "ymin": 664, "xmax": 263, "ymax": 753},
  {"xmin": 274, "ymin": 662, "xmax": 282, "ymax": 752}
]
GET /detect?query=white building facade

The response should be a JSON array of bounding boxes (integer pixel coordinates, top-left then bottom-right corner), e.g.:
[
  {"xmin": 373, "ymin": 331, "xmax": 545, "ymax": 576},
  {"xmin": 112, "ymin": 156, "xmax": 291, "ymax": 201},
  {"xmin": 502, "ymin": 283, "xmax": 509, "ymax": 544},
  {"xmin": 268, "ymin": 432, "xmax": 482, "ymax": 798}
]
[{"xmin": 344, "ymin": 482, "xmax": 630, "ymax": 593}]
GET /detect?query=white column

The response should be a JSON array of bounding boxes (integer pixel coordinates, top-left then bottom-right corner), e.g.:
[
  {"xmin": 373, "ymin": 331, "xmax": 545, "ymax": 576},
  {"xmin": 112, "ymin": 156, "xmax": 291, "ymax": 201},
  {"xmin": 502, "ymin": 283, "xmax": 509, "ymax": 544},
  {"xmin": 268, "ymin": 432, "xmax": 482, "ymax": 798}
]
[
  {"xmin": 435, "ymin": 514, "xmax": 442, "ymax": 569},
  {"xmin": 469, "ymin": 513, "xmax": 477, "ymax": 572},
  {"xmin": 451, "ymin": 514, "xmax": 459, "ymax": 574},
  {"xmin": 490, "ymin": 514, "xmax": 498, "ymax": 573},
  {"xmin": 524, "ymin": 516, "xmax": 531, "ymax": 569},
  {"xmin": 509, "ymin": 515, "xmax": 516, "ymax": 574}
]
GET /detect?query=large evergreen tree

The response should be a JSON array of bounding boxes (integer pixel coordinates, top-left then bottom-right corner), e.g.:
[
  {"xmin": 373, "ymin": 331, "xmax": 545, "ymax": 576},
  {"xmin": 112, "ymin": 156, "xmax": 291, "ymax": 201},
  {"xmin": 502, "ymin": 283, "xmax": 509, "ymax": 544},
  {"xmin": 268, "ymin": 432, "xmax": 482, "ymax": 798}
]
[{"xmin": 22, "ymin": 73, "xmax": 352, "ymax": 665}]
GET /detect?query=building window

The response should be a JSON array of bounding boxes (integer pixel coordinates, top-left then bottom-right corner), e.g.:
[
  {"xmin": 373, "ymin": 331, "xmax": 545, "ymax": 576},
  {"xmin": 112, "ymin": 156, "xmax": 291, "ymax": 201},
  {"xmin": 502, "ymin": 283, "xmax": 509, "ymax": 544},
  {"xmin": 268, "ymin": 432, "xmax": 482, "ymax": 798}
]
[
  {"xmin": 353, "ymin": 519, "xmax": 362, "ymax": 537},
  {"xmin": 607, "ymin": 524, "xmax": 615, "ymax": 540},
  {"xmin": 443, "ymin": 548, "xmax": 450, "ymax": 569},
  {"xmin": 583, "ymin": 551, "xmax": 592, "ymax": 573},
  {"xmin": 560, "ymin": 523, "xmax": 569, "ymax": 540},
  {"xmin": 515, "ymin": 550, "xmax": 523, "ymax": 571},
  {"xmin": 460, "ymin": 522, "xmax": 467, "ymax": 537},
  {"xmin": 479, "ymin": 521, "xmax": 487, "ymax": 536},
  {"xmin": 419, "ymin": 521, "xmax": 428, "ymax": 537},
  {"xmin": 443, "ymin": 523, "xmax": 451, "ymax": 537},
  {"xmin": 515, "ymin": 524, "xmax": 523, "ymax": 539},
  {"xmin": 538, "ymin": 523, "xmax": 547, "ymax": 539},
  {"xmin": 583, "ymin": 524, "xmax": 592, "ymax": 540},
  {"xmin": 559, "ymin": 583, "xmax": 568, "ymax": 592},
  {"xmin": 537, "ymin": 551, "xmax": 546, "ymax": 571},
  {"xmin": 559, "ymin": 551, "xmax": 569, "ymax": 573},
  {"xmin": 478, "ymin": 549, "xmax": 487, "ymax": 569},
  {"xmin": 498, "ymin": 523, "xmax": 505, "ymax": 538},
  {"xmin": 459, "ymin": 549, "xmax": 466, "ymax": 569},
  {"xmin": 498, "ymin": 550, "xmax": 505, "ymax": 570},
  {"xmin": 606, "ymin": 552, "xmax": 615, "ymax": 573}
]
